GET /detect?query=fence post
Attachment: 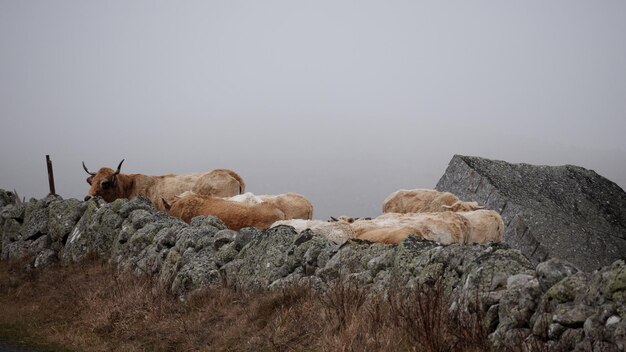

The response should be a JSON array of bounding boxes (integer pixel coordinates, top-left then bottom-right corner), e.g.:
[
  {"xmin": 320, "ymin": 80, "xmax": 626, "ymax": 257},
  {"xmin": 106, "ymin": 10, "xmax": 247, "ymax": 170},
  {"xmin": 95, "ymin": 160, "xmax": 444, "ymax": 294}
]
[{"xmin": 46, "ymin": 155, "xmax": 56, "ymax": 195}]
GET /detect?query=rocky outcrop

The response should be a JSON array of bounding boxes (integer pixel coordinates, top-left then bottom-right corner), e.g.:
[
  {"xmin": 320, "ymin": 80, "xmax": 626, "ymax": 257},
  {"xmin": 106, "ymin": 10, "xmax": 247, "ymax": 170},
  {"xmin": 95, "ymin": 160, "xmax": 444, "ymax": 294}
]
[
  {"xmin": 1, "ymin": 183, "xmax": 625, "ymax": 350},
  {"xmin": 436, "ymin": 155, "xmax": 626, "ymax": 272}
]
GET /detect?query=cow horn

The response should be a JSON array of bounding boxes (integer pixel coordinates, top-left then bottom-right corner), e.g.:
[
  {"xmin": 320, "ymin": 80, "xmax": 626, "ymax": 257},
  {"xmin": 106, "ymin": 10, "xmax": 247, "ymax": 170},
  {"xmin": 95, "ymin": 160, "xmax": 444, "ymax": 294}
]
[
  {"xmin": 112, "ymin": 159, "xmax": 125, "ymax": 176},
  {"xmin": 82, "ymin": 162, "xmax": 96, "ymax": 176}
]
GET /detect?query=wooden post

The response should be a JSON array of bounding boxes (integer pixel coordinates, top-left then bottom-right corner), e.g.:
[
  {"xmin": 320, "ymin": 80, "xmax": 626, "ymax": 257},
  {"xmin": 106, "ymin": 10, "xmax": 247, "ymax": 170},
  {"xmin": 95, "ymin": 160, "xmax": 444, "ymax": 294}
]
[{"xmin": 46, "ymin": 155, "xmax": 56, "ymax": 195}]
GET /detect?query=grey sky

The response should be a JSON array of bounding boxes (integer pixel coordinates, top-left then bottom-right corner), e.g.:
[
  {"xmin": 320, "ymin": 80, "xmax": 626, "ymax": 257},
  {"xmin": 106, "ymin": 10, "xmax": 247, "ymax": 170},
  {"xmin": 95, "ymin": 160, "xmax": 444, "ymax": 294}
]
[{"xmin": 1, "ymin": 1, "xmax": 625, "ymax": 219}]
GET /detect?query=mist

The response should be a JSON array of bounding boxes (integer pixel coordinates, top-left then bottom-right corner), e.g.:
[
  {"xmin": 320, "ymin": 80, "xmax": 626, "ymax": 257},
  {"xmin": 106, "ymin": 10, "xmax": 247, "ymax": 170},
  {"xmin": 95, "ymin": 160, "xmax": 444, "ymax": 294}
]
[{"xmin": 1, "ymin": 1, "xmax": 625, "ymax": 219}]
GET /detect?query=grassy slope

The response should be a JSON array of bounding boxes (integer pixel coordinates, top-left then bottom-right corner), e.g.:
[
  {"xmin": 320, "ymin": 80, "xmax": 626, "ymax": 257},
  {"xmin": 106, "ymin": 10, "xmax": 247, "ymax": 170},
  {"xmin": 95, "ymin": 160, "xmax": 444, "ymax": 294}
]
[{"xmin": 0, "ymin": 258, "xmax": 490, "ymax": 352}]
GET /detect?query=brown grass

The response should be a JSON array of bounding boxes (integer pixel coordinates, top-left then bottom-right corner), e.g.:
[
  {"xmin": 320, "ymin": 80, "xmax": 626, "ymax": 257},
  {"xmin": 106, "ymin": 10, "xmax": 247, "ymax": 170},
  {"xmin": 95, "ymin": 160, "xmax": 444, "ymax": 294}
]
[{"xmin": 0, "ymin": 258, "xmax": 496, "ymax": 352}]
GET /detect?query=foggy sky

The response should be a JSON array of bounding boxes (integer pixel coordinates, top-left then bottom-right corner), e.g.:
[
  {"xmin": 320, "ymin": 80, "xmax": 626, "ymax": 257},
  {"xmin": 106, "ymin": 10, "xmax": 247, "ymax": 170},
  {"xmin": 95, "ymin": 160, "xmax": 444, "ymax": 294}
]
[{"xmin": 1, "ymin": 1, "xmax": 625, "ymax": 219}]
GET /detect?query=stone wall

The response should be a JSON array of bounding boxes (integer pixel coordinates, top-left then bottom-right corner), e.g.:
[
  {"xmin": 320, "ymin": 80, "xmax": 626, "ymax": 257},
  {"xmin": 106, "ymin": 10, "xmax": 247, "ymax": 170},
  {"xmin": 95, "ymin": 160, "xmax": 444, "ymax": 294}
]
[{"xmin": 0, "ymin": 184, "xmax": 624, "ymax": 350}]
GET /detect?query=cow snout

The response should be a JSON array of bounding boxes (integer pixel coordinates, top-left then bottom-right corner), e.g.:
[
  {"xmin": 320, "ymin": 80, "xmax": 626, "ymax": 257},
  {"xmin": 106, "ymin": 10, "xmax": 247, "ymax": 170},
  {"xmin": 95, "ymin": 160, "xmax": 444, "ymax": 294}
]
[{"xmin": 84, "ymin": 195, "xmax": 92, "ymax": 201}]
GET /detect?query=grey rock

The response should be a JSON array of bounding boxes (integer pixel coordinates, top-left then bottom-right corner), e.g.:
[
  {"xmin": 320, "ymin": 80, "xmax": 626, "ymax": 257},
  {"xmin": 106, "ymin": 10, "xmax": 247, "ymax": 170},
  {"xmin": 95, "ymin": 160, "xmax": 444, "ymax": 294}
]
[
  {"xmin": 484, "ymin": 304, "xmax": 500, "ymax": 333},
  {"xmin": 507, "ymin": 274, "xmax": 536, "ymax": 289},
  {"xmin": 536, "ymin": 258, "xmax": 579, "ymax": 292},
  {"xmin": 213, "ymin": 229, "xmax": 238, "ymax": 250},
  {"xmin": 548, "ymin": 323, "xmax": 567, "ymax": 340},
  {"xmin": 532, "ymin": 313, "xmax": 552, "ymax": 338},
  {"xmin": 22, "ymin": 200, "xmax": 49, "ymax": 241},
  {"xmin": 171, "ymin": 247, "xmax": 220, "ymax": 296},
  {"xmin": 214, "ymin": 242, "xmax": 239, "ymax": 267},
  {"xmin": 62, "ymin": 201, "xmax": 123, "ymax": 262},
  {"xmin": 117, "ymin": 197, "xmax": 155, "ymax": 218},
  {"xmin": 614, "ymin": 322, "xmax": 626, "ymax": 351},
  {"xmin": 546, "ymin": 272, "xmax": 590, "ymax": 303},
  {"xmin": 34, "ymin": 249, "xmax": 57, "ymax": 268},
  {"xmin": 606, "ymin": 315, "xmax": 621, "ymax": 326},
  {"xmin": 558, "ymin": 328, "xmax": 584, "ymax": 351},
  {"xmin": 190, "ymin": 215, "xmax": 227, "ymax": 230},
  {"xmin": 129, "ymin": 209, "xmax": 155, "ymax": 230},
  {"xmin": 553, "ymin": 303, "xmax": 595, "ymax": 327},
  {"xmin": 593, "ymin": 341, "xmax": 619, "ymax": 352},
  {"xmin": 0, "ymin": 189, "xmax": 18, "ymax": 207},
  {"xmin": 436, "ymin": 155, "xmax": 626, "ymax": 271},
  {"xmin": 234, "ymin": 227, "xmax": 259, "ymax": 250},
  {"xmin": 47, "ymin": 198, "xmax": 84, "ymax": 243},
  {"xmin": 2, "ymin": 218, "xmax": 22, "ymax": 243},
  {"xmin": 498, "ymin": 274, "xmax": 541, "ymax": 330},
  {"xmin": 174, "ymin": 226, "xmax": 218, "ymax": 252}
]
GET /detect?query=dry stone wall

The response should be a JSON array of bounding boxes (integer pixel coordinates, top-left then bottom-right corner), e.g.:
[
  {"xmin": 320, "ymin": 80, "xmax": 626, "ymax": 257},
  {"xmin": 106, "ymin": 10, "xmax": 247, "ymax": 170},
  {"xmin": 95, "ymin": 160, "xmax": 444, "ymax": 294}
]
[{"xmin": 2, "ymin": 154, "xmax": 626, "ymax": 351}]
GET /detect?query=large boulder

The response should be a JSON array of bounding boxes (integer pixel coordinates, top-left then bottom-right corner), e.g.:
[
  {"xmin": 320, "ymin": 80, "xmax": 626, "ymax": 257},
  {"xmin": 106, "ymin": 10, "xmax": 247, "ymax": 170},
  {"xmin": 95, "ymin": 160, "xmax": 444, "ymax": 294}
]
[{"xmin": 436, "ymin": 155, "xmax": 626, "ymax": 271}]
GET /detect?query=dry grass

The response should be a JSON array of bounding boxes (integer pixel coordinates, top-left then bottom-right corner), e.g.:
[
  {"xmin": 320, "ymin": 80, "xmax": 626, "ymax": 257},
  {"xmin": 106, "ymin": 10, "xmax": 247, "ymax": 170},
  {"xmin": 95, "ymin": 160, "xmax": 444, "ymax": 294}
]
[{"xmin": 0, "ymin": 258, "xmax": 495, "ymax": 352}]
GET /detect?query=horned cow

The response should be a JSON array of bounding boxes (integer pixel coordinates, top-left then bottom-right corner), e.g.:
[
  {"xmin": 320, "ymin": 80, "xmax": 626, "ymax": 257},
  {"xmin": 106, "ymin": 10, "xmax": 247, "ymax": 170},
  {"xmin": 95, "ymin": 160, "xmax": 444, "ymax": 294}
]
[
  {"xmin": 382, "ymin": 189, "xmax": 484, "ymax": 213},
  {"xmin": 166, "ymin": 193, "xmax": 285, "ymax": 230},
  {"xmin": 82, "ymin": 160, "xmax": 245, "ymax": 212}
]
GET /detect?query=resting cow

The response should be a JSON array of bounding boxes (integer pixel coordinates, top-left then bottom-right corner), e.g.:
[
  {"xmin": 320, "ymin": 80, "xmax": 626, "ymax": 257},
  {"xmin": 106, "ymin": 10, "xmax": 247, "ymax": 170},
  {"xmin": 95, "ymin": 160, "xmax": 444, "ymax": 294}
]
[
  {"xmin": 271, "ymin": 219, "xmax": 355, "ymax": 244},
  {"xmin": 457, "ymin": 209, "xmax": 504, "ymax": 243},
  {"xmin": 82, "ymin": 159, "xmax": 245, "ymax": 211},
  {"xmin": 229, "ymin": 192, "xmax": 313, "ymax": 220},
  {"xmin": 165, "ymin": 193, "xmax": 285, "ymax": 230},
  {"xmin": 351, "ymin": 212, "xmax": 472, "ymax": 244},
  {"xmin": 382, "ymin": 189, "xmax": 484, "ymax": 213}
]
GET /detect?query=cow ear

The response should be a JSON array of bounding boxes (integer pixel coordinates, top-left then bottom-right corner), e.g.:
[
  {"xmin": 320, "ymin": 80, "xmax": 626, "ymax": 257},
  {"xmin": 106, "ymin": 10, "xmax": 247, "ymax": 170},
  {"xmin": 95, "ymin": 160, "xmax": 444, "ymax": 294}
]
[
  {"xmin": 162, "ymin": 198, "xmax": 171, "ymax": 211},
  {"xmin": 86, "ymin": 176, "xmax": 93, "ymax": 185}
]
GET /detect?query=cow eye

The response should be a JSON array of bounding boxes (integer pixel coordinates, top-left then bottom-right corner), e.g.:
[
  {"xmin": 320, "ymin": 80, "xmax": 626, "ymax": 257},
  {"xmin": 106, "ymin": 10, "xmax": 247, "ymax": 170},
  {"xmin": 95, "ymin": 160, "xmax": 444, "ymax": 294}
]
[
  {"xmin": 86, "ymin": 176, "xmax": 93, "ymax": 185},
  {"xmin": 101, "ymin": 180, "xmax": 111, "ymax": 189}
]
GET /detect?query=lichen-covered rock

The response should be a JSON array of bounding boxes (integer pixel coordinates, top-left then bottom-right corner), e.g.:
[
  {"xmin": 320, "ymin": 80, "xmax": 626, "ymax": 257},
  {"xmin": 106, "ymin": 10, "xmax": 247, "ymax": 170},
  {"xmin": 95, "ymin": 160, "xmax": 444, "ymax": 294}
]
[
  {"xmin": 536, "ymin": 258, "xmax": 579, "ymax": 292},
  {"xmin": 0, "ymin": 189, "xmax": 18, "ymax": 208},
  {"xmin": 232, "ymin": 226, "xmax": 309, "ymax": 289},
  {"xmin": 436, "ymin": 155, "xmax": 626, "ymax": 271},
  {"xmin": 492, "ymin": 274, "xmax": 541, "ymax": 343},
  {"xmin": 0, "ymin": 195, "xmax": 69, "ymax": 264},
  {"xmin": 48, "ymin": 198, "xmax": 85, "ymax": 244},
  {"xmin": 190, "ymin": 215, "xmax": 227, "ymax": 230},
  {"xmin": 171, "ymin": 247, "xmax": 220, "ymax": 296},
  {"xmin": 546, "ymin": 272, "xmax": 590, "ymax": 303},
  {"xmin": 62, "ymin": 201, "xmax": 124, "ymax": 262}
]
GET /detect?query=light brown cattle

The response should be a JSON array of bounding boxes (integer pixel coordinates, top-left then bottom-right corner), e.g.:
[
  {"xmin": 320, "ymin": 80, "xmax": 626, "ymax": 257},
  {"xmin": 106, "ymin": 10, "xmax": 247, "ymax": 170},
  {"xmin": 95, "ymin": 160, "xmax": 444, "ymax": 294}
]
[
  {"xmin": 382, "ymin": 189, "xmax": 484, "ymax": 213},
  {"xmin": 271, "ymin": 219, "xmax": 355, "ymax": 244},
  {"xmin": 230, "ymin": 192, "xmax": 313, "ymax": 220},
  {"xmin": 351, "ymin": 212, "xmax": 472, "ymax": 244},
  {"xmin": 166, "ymin": 193, "xmax": 285, "ymax": 230},
  {"xmin": 82, "ymin": 160, "xmax": 245, "ymax": 211},
  {"xmin": 457, "ymin": 209, "xmax": 504, "ymax": 243}
]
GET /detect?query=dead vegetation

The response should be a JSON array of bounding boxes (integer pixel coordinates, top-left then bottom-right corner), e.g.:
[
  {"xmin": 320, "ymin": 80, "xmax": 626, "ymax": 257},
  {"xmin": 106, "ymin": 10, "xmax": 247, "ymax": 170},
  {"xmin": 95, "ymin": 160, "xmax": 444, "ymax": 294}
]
[{"xmin": 0, "ymin": 258, "xmax": 494, "ymax": 352}]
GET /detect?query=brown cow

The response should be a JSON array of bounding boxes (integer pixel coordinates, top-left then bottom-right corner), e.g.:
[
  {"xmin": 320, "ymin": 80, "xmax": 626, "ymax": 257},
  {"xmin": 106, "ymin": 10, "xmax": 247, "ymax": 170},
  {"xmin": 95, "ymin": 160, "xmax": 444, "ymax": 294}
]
[
  {"xmin": 382, "ymin": 189, "xmax": 484, "ymax": 213},
  {"xmin": 165, "ymin": 193, "xmax": 285, "ymax": 230},
  {"xmin": 457, "ymin": 209, "xmax": 504, "ymax": 244},
  {"xmin": 82, "ymin": 160, "xmax": 245, "ymax": 212},
  {"xmin": 229, "ymin": 192, "xmax": 313, "ymax": 220},
  {"xmin": 352, "ymin": 212, "xmax": 472, "ymax": 244},
  {"xmin": 271, "ymin": 219, "xmax": 356, "ymax": 244}
]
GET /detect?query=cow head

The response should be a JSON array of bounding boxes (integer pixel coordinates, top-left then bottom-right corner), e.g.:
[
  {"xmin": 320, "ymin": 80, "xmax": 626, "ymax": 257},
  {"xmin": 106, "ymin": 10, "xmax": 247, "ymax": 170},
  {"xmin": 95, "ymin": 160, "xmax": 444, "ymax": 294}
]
[{"xmin": 82, "ymin": 159, "xmax": 125, "ymax": 202}]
